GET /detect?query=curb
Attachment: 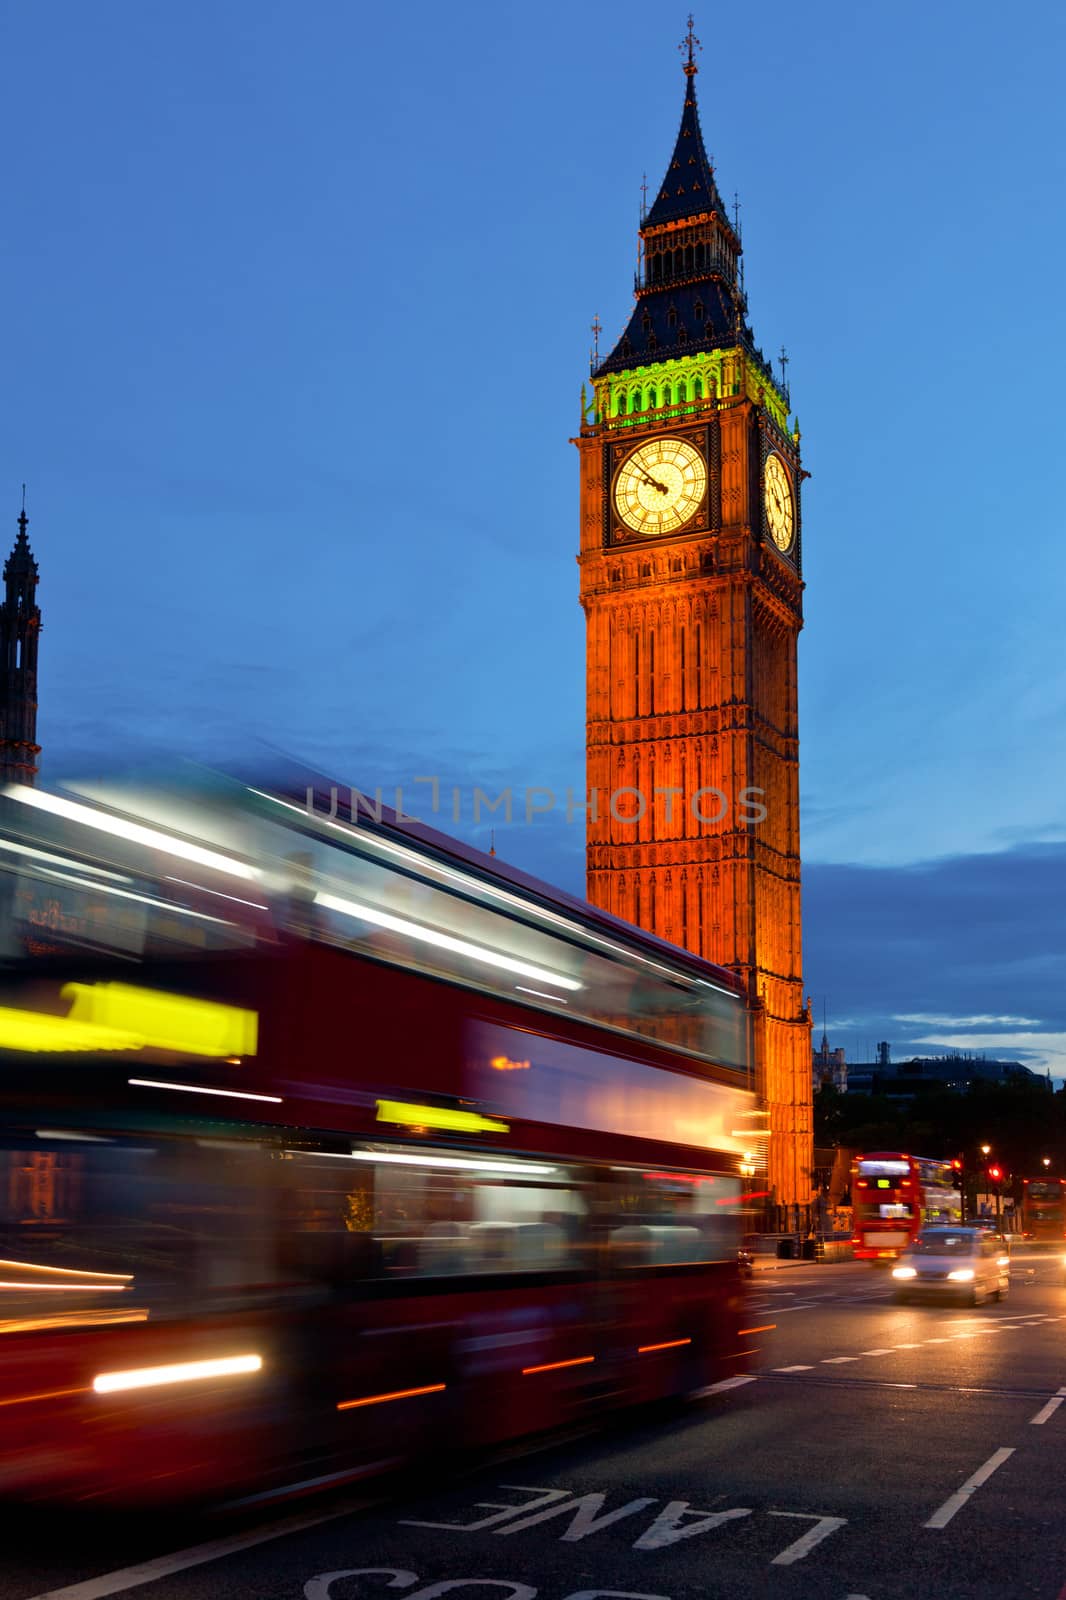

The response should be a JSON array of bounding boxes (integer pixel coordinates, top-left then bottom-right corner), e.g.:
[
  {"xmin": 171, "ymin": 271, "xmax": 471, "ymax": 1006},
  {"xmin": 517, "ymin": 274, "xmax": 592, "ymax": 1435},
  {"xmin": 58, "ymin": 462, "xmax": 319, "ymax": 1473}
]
[{"xmin": 751, "ymin": 1253, "xmax": 855, "ymax": 1272}]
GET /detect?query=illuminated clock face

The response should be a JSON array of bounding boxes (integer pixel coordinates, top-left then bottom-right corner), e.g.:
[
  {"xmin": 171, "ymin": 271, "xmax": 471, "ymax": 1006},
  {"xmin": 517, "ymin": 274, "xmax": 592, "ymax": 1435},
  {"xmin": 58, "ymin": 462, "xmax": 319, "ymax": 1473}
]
[
  {"xmin": 614, "ymin": 438, "xmax": 707, "ymax": 536},
  {"xmin": 764, "ymin": 453, "xmax": 795, "ymax": 551}
]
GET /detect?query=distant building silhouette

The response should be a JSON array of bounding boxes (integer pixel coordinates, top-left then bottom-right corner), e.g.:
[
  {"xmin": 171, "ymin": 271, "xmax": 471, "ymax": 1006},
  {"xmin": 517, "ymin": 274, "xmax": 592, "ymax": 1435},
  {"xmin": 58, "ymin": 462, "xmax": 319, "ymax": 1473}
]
[
  {"xmin": 847, "ymin": 1050, "xmax": 1042, "ymax": 1098},
  {"xmin": 0, "ymin": 497, "xmax": 41, "ymax": 785},
  {"xmin": 813, "ymin": 1026, "xmax": 847, "ymax": 1093}
]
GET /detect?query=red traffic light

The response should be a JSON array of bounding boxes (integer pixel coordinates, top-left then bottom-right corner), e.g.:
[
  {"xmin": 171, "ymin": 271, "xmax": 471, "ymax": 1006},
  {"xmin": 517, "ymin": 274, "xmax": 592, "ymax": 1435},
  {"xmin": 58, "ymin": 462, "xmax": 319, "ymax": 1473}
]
[{"xmin": 988, "ymin": 1165, "xmax": 1003, "ymax": 1183}]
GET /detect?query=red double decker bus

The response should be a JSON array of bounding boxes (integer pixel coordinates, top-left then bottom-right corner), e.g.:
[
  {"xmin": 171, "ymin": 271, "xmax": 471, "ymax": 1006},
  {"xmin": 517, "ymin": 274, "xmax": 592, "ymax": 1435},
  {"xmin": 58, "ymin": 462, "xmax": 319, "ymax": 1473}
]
[
  {"xmin": 850, "ymin": 1152, "xmax": 960, "ymax": 1260},
  {"xmin": 1021, "ymin": 1177, "xmax": 1066, "ymax": 1240},
  {"xmin": 0, "ymin": 772, "xmax": 760, "ymax": 1506}
]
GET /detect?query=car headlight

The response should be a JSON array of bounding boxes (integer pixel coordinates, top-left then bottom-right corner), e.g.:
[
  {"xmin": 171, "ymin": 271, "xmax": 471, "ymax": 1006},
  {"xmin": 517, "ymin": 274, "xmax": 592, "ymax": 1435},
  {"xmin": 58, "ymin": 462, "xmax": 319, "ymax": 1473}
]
[
  {"xmin": 997, "ymin": 1257, "xmax": 1010, "ymax": 1267},
  {"xmin": 892, "ymin": 1265, "xmax": 917, "ymax": 1280},
  {"xmin": 947, "ymin": 1268, "xmax": 975, "ymax": 1282}
]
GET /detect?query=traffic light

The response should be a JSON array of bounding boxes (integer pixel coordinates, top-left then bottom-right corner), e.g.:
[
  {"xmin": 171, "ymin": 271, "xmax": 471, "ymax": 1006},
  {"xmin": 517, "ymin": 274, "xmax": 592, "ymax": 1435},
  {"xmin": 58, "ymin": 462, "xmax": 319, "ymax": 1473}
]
[{"xmin": 988, "ymin": 1165, "xmax": 1003, "ymax": 1184}]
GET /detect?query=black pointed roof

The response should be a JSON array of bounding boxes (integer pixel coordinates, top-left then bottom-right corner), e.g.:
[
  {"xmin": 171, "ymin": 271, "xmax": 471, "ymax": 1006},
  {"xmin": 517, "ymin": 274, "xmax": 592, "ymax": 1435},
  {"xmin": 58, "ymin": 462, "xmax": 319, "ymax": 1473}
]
[
  {"xmin": 4, "ymin": 508, "xmax": 38, "ymax": 584},
  {"xmin": 644, "ymin": 68, "xmax": 729, "ymax": 229},
  {"xmin": 594, "ymin": 278, "xmax": 745, "ymax": 377}
]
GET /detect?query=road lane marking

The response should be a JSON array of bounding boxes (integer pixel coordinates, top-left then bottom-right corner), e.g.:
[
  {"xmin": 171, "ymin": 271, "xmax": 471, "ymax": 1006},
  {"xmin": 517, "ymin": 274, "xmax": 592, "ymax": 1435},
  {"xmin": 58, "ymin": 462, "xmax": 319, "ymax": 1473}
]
[
  {"xmin": 767, "ymin": 1511, "xmax": 848, "ymax": 1565},
  {"xmin": 822, "ymin": 1357, "xmax": 858, "ymax": 1364},
  {"xmin": 691, "ymin": 1374, "xmax": 759, "ymax": 1396},
  {"xmin": 761, "ymin": 1371, "xmax": 1058, "ymax": 1403},
  {"xmin": 1030, "ymin": 1387, "xmax": 1066, "ymax": 1425},
  {"xmin": 860, "ymin": 1349, "xmax": 894, "ymax": 1356},
  {"xmin": 773, "ymin": 1365, "xmax": 813, "ymax": 1372},
  {"xmin": 923, "ymin": 1338, "xmax": 950, "ymax": 1343},
  {"xmin": 893, "ymin": 1343, "xmax": 921, "ymax": 1349},
  {"xmin": 924, "ymin": 1447, "xmax": 1015, "ymax": 1529},
  {"xmin": 22, "ymin": 1503, "xmax": 367, "ymax": 1600}
]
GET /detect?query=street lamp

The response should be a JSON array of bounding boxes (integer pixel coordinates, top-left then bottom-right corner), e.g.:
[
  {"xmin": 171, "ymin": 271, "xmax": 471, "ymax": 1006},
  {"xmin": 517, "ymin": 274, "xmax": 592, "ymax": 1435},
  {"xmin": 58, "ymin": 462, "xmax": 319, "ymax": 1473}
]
[
  {"xmin": 981, "ymin": 1144, "xmax": 991, "ymax": 1157},
  {"xmin": 1043, "ymin": 1157, "xmax": 1052, "ymax": 1170}
]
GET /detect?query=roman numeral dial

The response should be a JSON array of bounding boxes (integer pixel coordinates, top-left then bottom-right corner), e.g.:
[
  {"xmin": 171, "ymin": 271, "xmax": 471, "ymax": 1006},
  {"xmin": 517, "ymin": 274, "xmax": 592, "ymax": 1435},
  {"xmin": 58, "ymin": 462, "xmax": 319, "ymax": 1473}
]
[{"xmin": 613, "ymin": 438, "xmax": 706, "ymax": 537}]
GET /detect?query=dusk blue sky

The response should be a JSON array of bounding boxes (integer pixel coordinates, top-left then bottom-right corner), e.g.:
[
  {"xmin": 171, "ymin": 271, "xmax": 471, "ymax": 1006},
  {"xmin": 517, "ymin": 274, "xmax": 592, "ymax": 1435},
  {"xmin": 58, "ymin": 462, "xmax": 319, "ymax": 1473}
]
[{"xmin": 3, "ymin": 1, "xmax": 1065, "ymax": 1074}]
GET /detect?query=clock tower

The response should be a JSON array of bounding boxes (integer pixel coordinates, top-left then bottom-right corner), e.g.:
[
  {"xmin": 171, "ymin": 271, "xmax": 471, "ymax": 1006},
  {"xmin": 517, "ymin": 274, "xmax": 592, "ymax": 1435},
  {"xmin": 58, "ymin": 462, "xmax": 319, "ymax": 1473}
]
[{"xmin": 577, "ymin": 26, "xmax": 812, "ymax": 1211}]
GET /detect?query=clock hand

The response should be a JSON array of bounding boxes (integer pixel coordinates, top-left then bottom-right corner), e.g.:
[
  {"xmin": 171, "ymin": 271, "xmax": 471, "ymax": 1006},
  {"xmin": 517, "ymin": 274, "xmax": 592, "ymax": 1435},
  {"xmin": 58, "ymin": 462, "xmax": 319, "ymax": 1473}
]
[{"xmin": 636, "ymin": 466, "xmax": 671, "ymax": 495}]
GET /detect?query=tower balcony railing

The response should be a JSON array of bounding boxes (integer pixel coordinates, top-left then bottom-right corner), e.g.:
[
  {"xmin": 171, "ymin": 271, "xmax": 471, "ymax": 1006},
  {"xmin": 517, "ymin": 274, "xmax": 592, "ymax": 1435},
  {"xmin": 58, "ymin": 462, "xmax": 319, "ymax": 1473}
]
[
  {"xmin": 590, "ymin": 391, "xmax": 736, "ymax": 433},
  {"xmin": 633, "ymin": 265, "xmax": 733, "ymax": 296}
]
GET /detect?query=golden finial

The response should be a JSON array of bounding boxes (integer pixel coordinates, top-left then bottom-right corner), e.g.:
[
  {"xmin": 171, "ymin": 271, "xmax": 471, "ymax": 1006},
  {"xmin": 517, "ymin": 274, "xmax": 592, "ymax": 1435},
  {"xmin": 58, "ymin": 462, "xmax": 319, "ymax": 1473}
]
[{"xmin": 680, "ymin": 14, "xmax": 701, "ymax": 76}]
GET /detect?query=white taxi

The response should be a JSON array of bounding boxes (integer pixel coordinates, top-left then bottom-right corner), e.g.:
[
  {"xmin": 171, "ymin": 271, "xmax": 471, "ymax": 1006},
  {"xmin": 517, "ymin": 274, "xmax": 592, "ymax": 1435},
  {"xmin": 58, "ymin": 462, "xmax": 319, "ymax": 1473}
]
[{"xmin": 891, "ymin": 1226, "xmax": 1010, "ymax": 1306}]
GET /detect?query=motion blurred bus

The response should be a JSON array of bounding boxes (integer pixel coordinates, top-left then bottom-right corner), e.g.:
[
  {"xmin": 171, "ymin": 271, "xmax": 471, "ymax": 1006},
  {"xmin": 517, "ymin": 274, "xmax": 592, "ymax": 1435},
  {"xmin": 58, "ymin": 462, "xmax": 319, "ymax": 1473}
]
[
  {"xmin": 1021, "ymin": 1177, "xmax": 1066, "ymax": 1241},
  {"xmin": 0, "ymin": 770, "xmax": 760, "ymax": 1506},
  {"xmin": 850, "ymin": 1152, "xmax": 960, "ymax": 1260}
]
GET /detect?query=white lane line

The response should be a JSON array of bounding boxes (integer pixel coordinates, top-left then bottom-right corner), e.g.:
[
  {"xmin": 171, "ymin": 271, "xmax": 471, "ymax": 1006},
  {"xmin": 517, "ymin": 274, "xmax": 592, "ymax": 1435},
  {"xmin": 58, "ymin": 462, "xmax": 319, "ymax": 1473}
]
[
  {"xmin": 1029, "ymin": 1387, "xmax": 1066, "ymax": 1426},
  {"xmin": 924, "ymin": 1338, "xmax": 950, "ymax": 1344},
  {"xmin": 22, "ymin": 1502, "xmax": 363, "ymax": 1600},
  {"xmin": 894, "ymin": 1343, "xmax": 922, "ymax": 1349},
  {"xmin": 822, "ymin": 1356, "xmax": 859, "ymax": 1364},
  {"xmin": 924, "ymin": 1447, "xmax": 1015, "ymax": 1529},
  {"xmin": 692, "ymin": 1373, "xmax": 759, "ymax": 1396},
  {"xmin": 860, "ymin": 1348, "xmax": 895, "ymax": 1356},
  {"xmin": 774, "ymin": 1364, "xmax": 814, "ymax": 1372},
  {"xmin": 768, "ymin": 1511, "xmax": 848, "ymax": 1565}
]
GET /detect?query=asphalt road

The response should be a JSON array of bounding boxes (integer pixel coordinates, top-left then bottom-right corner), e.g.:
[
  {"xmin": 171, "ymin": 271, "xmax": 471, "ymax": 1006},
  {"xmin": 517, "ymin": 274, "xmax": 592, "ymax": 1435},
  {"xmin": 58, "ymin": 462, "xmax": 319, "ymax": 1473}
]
[{"xmin": 5, "ymin": 1255, "xmax": 1066, "ymax": 1600}]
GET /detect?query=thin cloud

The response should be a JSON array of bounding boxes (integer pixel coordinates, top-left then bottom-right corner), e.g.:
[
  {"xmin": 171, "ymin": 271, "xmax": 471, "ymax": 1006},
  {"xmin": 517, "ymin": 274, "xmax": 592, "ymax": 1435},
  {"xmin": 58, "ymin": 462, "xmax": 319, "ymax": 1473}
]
[{"xmin": 893, "ymin": 1013, "xmax": 1043, "ymax": 1028}]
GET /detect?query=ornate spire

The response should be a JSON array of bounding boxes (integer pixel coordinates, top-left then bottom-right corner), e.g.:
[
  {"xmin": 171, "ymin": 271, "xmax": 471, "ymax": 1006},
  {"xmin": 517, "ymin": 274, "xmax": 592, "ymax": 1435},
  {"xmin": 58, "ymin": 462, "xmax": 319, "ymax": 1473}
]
[
  {"xmin": 593, "ymin": 29, "xmax": 780, "ymax": 387},
  {"xmin": 5, "ymin": 486, "xmax": 38, "ymax": 581},
  {"xmin": 643, "ymin": 24, "xmax": 728, "ymax": 230}
]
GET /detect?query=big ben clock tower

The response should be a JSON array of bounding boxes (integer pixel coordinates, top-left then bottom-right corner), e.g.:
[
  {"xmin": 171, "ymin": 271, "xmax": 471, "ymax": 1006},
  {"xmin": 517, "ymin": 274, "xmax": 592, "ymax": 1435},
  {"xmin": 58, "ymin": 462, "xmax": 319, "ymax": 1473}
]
[{"xmin": 578, "ymin": 23, "xmax": 812, "ymax": 1212}]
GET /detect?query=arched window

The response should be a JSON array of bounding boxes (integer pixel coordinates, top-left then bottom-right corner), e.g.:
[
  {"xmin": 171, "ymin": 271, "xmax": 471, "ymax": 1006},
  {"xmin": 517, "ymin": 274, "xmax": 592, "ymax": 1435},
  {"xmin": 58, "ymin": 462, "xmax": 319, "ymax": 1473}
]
[
  {"xmin": 633, "ymin": 629, "xmax": 641, "ymax": 715},
  {"xmin": 14, "ymin": 639, "xmax": 21, "ymax": 669},
  {"xmin": 694, "ymin": 376, "xmax": 703, "ymax": 400},
  {"xmin": 679, "ymin": 624, "xmax": 686, "ymax": 711}
]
